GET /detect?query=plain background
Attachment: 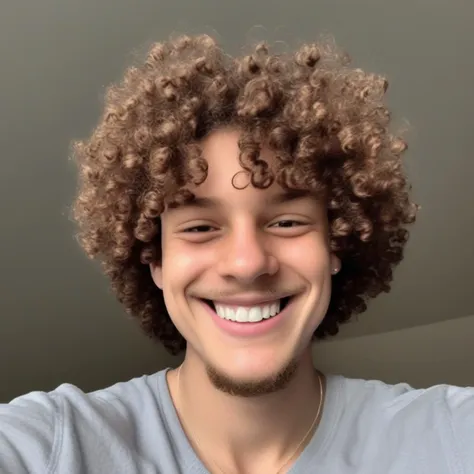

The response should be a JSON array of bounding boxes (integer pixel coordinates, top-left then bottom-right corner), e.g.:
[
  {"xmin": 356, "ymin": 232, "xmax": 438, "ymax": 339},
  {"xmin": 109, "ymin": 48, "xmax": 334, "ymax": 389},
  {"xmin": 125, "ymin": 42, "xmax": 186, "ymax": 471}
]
[{"xmin": 0, "ymin": 0, "xmax": 473, "ymax": 402}]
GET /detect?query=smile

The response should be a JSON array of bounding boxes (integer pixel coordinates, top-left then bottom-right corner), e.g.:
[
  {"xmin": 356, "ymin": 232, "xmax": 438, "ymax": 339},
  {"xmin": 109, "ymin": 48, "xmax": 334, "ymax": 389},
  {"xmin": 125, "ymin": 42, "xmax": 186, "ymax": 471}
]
[
  {"xmin": 199, "ymin": 297, "xmax": 294, "ymax": 337},
  {"xmin": 206, "ymin": 297, "xmax": 291, "ymax": 323}
]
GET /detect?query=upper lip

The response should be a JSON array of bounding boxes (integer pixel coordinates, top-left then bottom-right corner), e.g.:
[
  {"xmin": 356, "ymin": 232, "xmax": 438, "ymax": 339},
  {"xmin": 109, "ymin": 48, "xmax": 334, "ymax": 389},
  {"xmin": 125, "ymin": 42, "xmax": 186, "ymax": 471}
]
[{"xmin": 204, "ymin": 294, "xmax": 293, "ymax": 306}]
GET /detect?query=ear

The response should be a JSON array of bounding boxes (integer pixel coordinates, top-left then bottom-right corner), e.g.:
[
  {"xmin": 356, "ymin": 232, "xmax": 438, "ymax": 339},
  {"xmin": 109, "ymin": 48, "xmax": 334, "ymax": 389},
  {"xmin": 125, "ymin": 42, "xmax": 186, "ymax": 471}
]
[
  {"xmin": 150, "ymin": 262, "xmax": 163, "ymax": 290},
  {"xmin": 330, "ymin": 254, "xmax": 341, "ymax": 275}
]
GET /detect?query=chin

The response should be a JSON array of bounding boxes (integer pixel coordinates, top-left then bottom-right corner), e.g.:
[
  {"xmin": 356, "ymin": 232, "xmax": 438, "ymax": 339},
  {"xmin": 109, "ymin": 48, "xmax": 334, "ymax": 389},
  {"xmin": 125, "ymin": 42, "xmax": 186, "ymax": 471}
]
[{"xmin": 205, "ymin": 350, "xmax": 301, "ymax": 397}]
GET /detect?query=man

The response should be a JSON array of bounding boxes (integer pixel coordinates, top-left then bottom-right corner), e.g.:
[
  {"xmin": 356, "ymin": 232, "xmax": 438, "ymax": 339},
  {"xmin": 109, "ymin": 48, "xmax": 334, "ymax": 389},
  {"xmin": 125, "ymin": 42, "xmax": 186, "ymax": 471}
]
[{"xmin": 0, "ymin": 34, "xmax": 472, "ymax": 473}]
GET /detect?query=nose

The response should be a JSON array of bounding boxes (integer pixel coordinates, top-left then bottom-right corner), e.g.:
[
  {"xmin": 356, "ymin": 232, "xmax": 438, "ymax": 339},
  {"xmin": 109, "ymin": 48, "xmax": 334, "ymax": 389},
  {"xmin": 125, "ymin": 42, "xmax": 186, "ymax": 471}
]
[{"xmin": 216, "ymin": 224, "xmax": 278, "ymax": 283}]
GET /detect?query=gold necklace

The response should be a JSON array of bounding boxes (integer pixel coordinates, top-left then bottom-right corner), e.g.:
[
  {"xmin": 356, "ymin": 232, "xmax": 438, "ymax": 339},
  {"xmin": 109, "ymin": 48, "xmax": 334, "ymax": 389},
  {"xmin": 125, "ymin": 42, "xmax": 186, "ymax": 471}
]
[{"xmin": 176, "ymin": 365, "xmax": 324, "ymax": 474}]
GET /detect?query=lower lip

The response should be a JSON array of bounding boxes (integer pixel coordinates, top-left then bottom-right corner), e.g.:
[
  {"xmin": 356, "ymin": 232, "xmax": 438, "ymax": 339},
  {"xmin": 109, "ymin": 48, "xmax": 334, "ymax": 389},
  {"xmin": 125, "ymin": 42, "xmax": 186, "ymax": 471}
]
[{"xmin": 201, "ymin": 299, "xmax": 293, "ymax": 338}]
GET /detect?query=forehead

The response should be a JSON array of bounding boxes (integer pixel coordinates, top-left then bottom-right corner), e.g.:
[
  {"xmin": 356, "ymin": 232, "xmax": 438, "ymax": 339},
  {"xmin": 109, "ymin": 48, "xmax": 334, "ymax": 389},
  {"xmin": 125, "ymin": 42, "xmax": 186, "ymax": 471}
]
[
  {"xmin": 191, "ymin": 127, "xmax": 281, "ymax": 197},
  {"xmin": 164, "ymin": 127, "xmax": 322, "ymax": 213},
  {"xmin": 198, "ymin": 127, "xmax": 274, "ymax": 187}
]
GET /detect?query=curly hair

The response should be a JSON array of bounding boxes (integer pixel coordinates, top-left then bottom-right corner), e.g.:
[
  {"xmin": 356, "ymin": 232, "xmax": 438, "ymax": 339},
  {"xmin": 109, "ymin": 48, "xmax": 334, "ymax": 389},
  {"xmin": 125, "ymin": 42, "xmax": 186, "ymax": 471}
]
[{"xmin": 72, "ymin": 34, "xmax": 418, "ymax": 355}]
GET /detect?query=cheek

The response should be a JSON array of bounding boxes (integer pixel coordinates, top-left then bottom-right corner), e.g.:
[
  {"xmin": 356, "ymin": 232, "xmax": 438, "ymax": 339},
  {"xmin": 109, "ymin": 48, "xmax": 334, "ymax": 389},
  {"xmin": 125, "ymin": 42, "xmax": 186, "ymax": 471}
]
[
  {"xmin": 278, "ymin": 234, "xmax": 331, "ymax": 278},
  {"xmin": 161, "ymin": 242, "xmax": 214, "ymax": 292}
]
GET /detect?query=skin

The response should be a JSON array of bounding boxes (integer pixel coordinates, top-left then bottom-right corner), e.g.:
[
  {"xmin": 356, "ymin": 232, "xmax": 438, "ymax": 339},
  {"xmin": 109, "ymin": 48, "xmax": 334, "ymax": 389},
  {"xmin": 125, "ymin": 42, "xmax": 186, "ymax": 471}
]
[{"xmin": 150, "ymin": 127, "xmax": 340, "ymax": 473}]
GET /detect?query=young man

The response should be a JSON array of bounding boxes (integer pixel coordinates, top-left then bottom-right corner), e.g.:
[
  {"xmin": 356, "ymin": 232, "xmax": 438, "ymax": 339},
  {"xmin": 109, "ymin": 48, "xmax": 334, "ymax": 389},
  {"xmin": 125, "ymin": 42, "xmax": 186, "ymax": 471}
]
[{"xmin": 1, "ymin": 34, "xmax": 472, "ymax": 473}]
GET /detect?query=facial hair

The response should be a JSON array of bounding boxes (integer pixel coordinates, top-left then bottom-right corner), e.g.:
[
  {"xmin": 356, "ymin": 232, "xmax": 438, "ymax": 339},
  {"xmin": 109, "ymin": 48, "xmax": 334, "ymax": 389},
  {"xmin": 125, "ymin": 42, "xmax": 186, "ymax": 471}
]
[{"xmin": 206, "ymin": 358, "xmax": 299, "ymax": 397}]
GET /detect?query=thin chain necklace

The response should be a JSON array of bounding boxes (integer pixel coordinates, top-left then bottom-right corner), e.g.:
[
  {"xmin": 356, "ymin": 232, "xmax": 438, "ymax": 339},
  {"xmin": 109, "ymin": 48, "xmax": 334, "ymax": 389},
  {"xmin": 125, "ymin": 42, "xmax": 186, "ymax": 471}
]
[{"xmin": 176, "ymin": 365, "xmax": 324, "ymax": 474}]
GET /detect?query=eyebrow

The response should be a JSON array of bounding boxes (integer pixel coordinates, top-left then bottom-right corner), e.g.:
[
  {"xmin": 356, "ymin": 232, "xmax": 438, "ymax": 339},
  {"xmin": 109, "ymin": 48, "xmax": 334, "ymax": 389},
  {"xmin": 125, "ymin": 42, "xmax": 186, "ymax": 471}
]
[{"xmin": 166, "ymin": 189, "xmax": 312, "ymax": 211}]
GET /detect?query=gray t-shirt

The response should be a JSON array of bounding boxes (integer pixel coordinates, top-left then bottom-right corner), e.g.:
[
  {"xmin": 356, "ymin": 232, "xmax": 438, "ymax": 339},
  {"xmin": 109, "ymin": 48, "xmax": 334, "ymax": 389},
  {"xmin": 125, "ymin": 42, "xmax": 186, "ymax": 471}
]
[{"xmin": 0, "ymin": 368, "xmax": 473, "ymax": 473}]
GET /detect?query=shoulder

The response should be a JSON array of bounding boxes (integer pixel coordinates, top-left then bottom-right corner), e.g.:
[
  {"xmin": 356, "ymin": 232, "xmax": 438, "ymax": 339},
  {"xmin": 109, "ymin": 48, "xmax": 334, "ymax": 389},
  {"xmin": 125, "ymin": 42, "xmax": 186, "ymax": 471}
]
[
  {"xmin": 439, "ymin": 383, "xmax": 474, "ymax": 467},
  {"xmin": 0, "ymin": 369, "xmax": 169, "ymax": 473},
  {"xmin": 40, "ymin": 369, "xmax": 170, "ymax": 435},
  {"xmin": 337, "ymin": 375, "xmax": 474, "ymax": 422},
  {"xmin": 12, "ymin": 369, "xmax": 167, "ymax": 419},
  {"xmin": 0, "ymin": 388, "xmax": 60, "ymax": 472},
  {"xmin": 334, "ymin": 375, "xmax": 474, "ymax": 469}
]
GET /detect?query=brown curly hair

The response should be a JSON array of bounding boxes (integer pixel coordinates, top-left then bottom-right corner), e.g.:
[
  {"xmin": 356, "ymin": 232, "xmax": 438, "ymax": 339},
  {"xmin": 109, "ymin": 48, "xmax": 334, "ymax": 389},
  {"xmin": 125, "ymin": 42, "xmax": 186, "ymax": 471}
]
[{"xmin": 72, "ymin": 34, "xmax": 418, "ymax": 355}]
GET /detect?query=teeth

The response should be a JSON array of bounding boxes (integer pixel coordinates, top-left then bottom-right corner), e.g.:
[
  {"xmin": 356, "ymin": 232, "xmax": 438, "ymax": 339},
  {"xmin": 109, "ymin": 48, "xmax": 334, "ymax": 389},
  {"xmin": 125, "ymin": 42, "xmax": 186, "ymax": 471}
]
[{"xmin": 215, "ymin": 300, "xmax": 281, "ymax": 323}]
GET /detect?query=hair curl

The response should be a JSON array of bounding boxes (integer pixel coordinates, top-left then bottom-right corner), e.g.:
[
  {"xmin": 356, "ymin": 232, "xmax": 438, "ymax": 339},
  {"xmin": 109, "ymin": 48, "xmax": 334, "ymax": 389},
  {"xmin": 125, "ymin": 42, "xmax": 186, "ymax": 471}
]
[{"xmin": 72, "ymin": 34, "xmax": 418, "ymax": 355}]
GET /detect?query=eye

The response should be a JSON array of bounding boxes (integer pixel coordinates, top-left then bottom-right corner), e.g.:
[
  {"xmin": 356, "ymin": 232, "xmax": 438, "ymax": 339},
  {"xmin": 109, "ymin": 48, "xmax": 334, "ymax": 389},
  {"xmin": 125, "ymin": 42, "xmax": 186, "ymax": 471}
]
[
  {"xmin": 270, "ymin": 220, "xmax": 305, "ymax": 228},
  {"xmin": 182, "ymin": 225, "xmax": 217, "ymax": 233}
]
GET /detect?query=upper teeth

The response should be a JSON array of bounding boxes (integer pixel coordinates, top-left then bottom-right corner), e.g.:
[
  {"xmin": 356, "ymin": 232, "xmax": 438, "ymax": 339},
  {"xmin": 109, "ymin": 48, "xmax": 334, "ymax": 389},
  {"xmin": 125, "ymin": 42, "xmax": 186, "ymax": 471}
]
[{"xmin": 215, "ymin": 300, "xmax": 281, "ymax": 323}]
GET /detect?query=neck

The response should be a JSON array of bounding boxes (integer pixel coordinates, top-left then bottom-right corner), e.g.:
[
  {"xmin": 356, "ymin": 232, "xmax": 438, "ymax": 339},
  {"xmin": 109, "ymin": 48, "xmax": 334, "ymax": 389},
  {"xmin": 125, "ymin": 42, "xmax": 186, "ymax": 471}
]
[{"xmin": 169, "ymin": 349, "xmax": 324, "ymax": 473}]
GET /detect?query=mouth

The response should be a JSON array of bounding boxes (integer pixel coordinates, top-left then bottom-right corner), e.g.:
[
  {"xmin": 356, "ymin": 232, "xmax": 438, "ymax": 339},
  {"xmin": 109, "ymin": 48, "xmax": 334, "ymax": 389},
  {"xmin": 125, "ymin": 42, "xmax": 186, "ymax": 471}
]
[{"xmin": 201, "ymin": 296, "xmax": 293, "ymax": 324}]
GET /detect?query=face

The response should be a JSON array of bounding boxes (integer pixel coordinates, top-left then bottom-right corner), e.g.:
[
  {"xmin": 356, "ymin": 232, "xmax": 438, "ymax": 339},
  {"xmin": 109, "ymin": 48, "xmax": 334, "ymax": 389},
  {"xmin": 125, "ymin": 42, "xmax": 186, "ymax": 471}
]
[{"xmin": 151, "ymin": 128, "xmax": 340, "ymax": 396}]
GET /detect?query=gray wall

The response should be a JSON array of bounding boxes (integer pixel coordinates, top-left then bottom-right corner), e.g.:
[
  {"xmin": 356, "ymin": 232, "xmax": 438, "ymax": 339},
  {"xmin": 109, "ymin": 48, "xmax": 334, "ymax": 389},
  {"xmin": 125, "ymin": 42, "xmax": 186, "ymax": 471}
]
[{"xmin": 1, "ymin": 0, "xmax": 473, "ymax": 402}]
